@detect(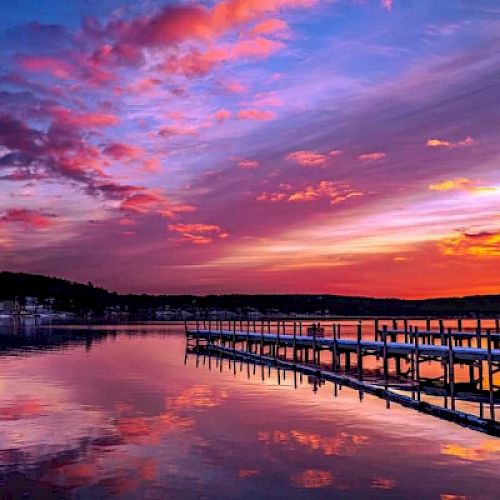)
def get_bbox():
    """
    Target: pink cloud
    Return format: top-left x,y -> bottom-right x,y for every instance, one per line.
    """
381,0 -> 393,11
158,125 -> 198,137
224,81 -> 247,93
237,108 -> 276,121
0,209 -> 56,228
141,158 -> 162,172
358,152 -> 387,162
103,142 -> 142,160
215,109 -> 232,121
237,159 -> 260,169
50,106 -> 119,128
120,191 -> 194,218
118,218 -> 137,226
230,37 -> 285,58
160,36 -> 284,77
103,0 -> 316,62
251,18 -> 290,36
17,55 -> 73,79
249,91 -> 284,107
